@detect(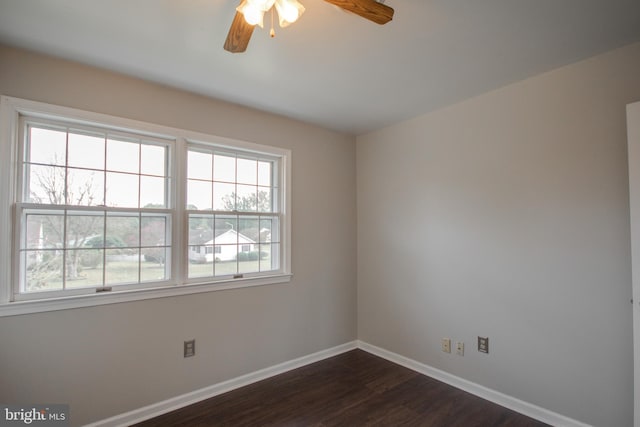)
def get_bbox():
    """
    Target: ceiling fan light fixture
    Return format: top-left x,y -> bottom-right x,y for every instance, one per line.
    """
236,0 -> 267,27
274,0 -> 305,27
225,0 -> 393,53
249,0 -> 276,11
